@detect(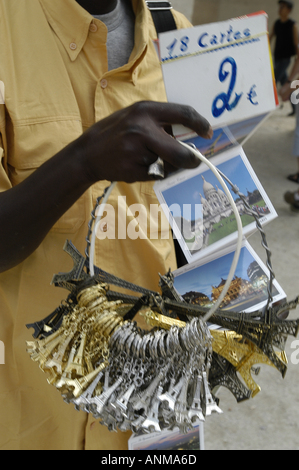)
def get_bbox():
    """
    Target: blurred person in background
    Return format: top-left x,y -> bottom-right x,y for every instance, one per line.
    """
270,0 -> 299,116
